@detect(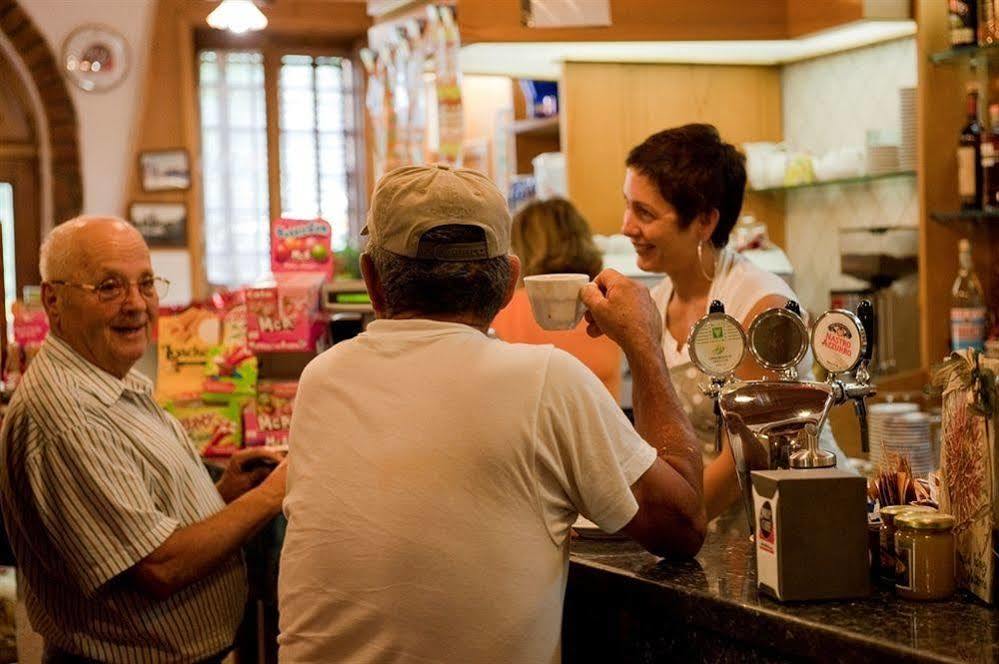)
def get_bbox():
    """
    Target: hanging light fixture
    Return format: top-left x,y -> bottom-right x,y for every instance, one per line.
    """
206,0 -> 268,34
